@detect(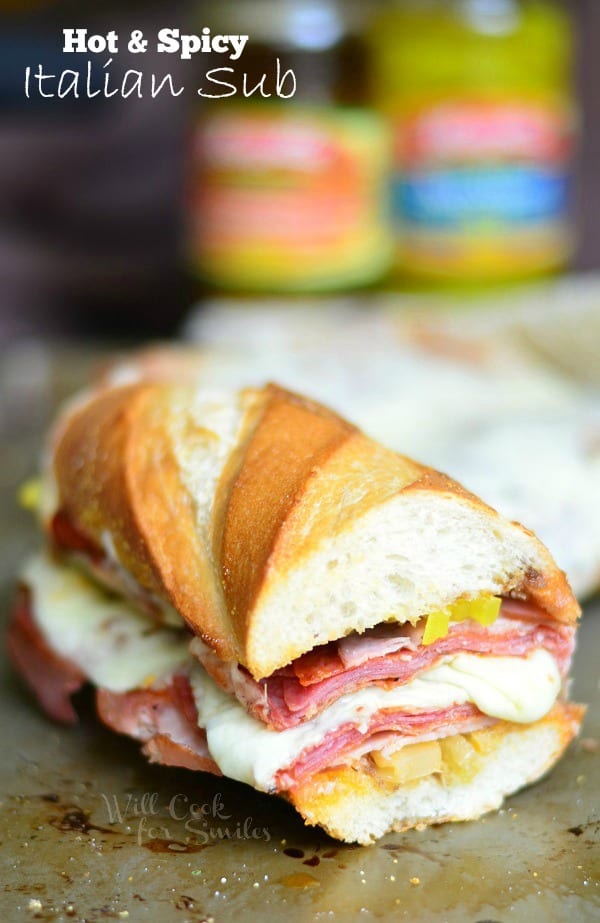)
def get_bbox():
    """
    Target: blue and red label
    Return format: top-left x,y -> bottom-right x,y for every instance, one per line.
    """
391,100 -> 575,274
